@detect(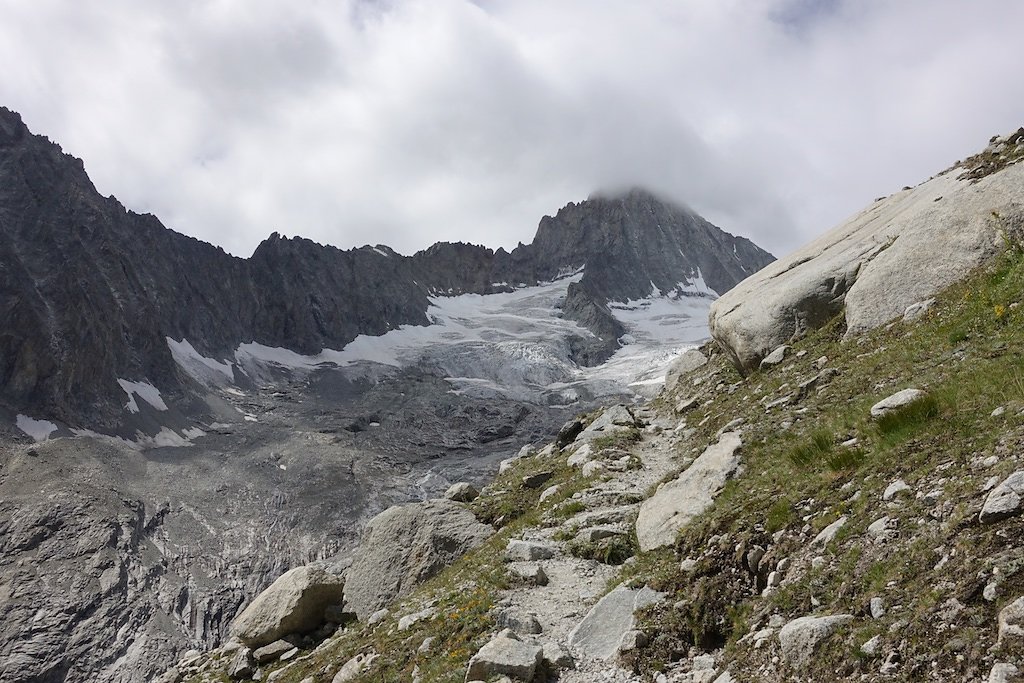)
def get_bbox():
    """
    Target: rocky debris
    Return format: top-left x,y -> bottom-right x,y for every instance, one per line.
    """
445,482 -> 480,502
582,461 -> 606,478
617,629 -> 648,653
344,500 -> 492,619
567,585 -> 666,661
708,157 -> 1024,373
226,647 -> 255,679
542,642 -> 574,670
253,639 -> 296,664
576,405 -> 637,444
980,471 -> 1024,523
332,652 -> 379,683
567,444 -> 595,467
636,432 -> 743,551
229,564 -> 345,648
665,349 -> 709,391
759,345 -> 790,369
871,389 -> 927,417
507,540 -> 557,561
465,629 -> 543,682
497,608 -> 543,635
998,596 -> 1024,643
778,614 -> 854,667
